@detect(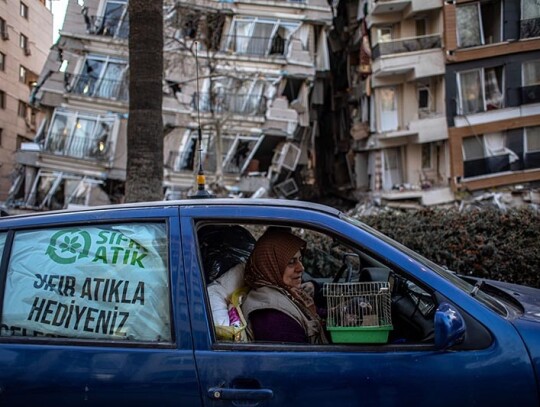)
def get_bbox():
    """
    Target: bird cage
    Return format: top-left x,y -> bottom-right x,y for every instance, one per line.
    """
323,282 -> 393,344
